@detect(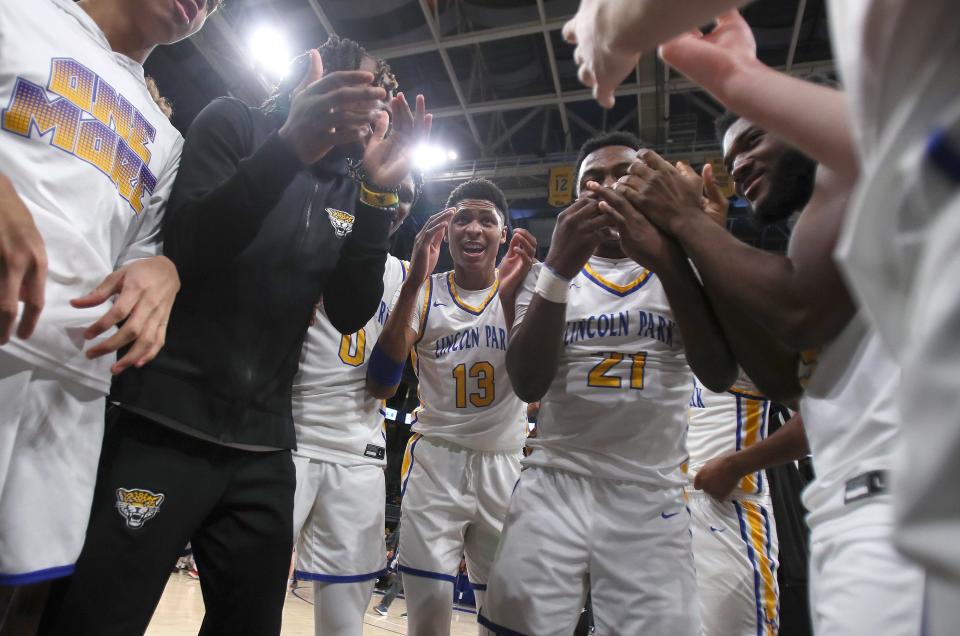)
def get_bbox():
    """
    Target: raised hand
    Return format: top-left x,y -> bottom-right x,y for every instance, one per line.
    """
615,149 -> 705,236
586,181 -> 681,272
278,49 -> 388,166
498,229 -> 538,329
0,176 -> 46,343
562,0 -> 640,109
363,92 -> 432,188
659,11 -> 758,101
408,208 -> 455,286
675,161 -> 730,226
72,255 -> 180,374
544,198 -> 619,279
